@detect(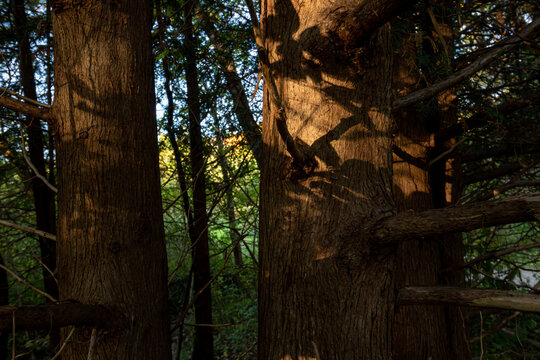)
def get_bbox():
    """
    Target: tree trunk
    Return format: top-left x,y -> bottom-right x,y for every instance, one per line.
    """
203,17 -> 262,165
391,9 -> 468,358
11,0 -> 58,302
184,1 -> 215,359
0,255 -> 8,360
212,111 -> 243,268
52,1 -> 171,359
259,1 -> 395,358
